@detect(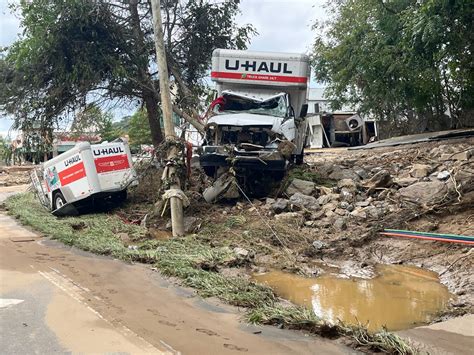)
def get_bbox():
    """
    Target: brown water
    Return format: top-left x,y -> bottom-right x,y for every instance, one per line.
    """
252,265 -> 451,331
